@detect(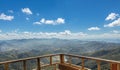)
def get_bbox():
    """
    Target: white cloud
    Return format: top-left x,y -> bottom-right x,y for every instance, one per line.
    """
8,10 -> 14,13
56,18 -> 65,24
59,30 -> 71,35
105,13 -> 119,21
33,22 -> 41,25
88,27 -> 100,31
33,18 -> 65,25
112,30 -> 119,34
40,18 -> 45,23
84,33 -> 120,40
22,8 -> 32,15
0,30 -> 88,40
104,18 -> 120,27
0,30 -> 120,40
45,20 -> 54,24
0,13 -> 14,21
